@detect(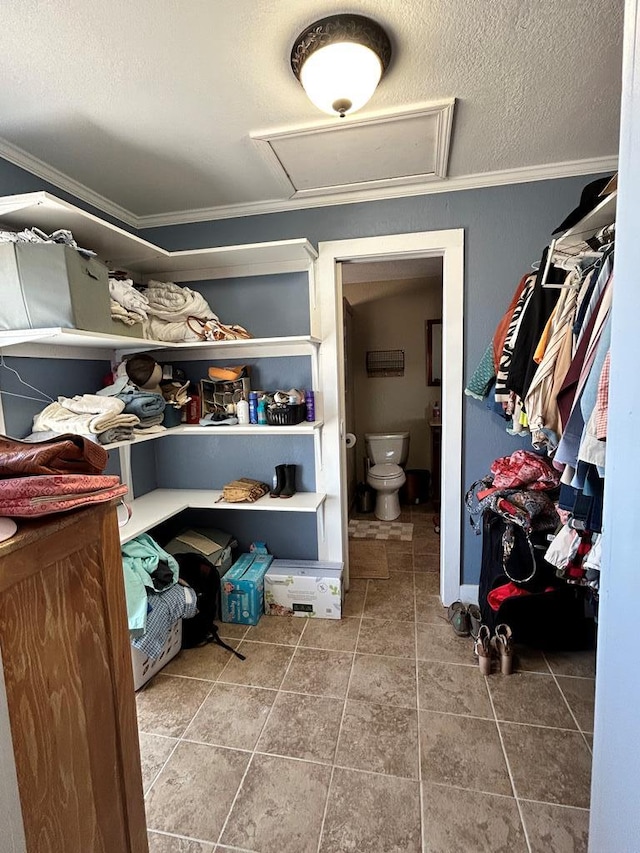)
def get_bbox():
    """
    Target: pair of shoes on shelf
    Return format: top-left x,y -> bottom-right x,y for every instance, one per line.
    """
474,623 -> 513,675
447,601 -> 482,638
270,464 -> 297,499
